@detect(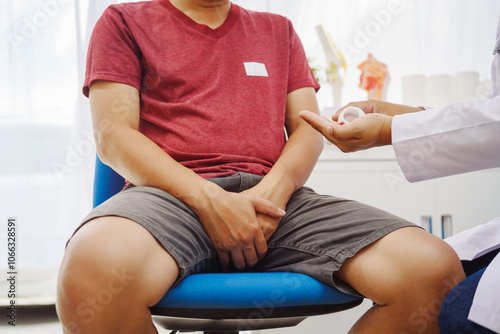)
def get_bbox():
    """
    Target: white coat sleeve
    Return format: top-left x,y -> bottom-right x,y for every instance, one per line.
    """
391,96 -> 500,183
